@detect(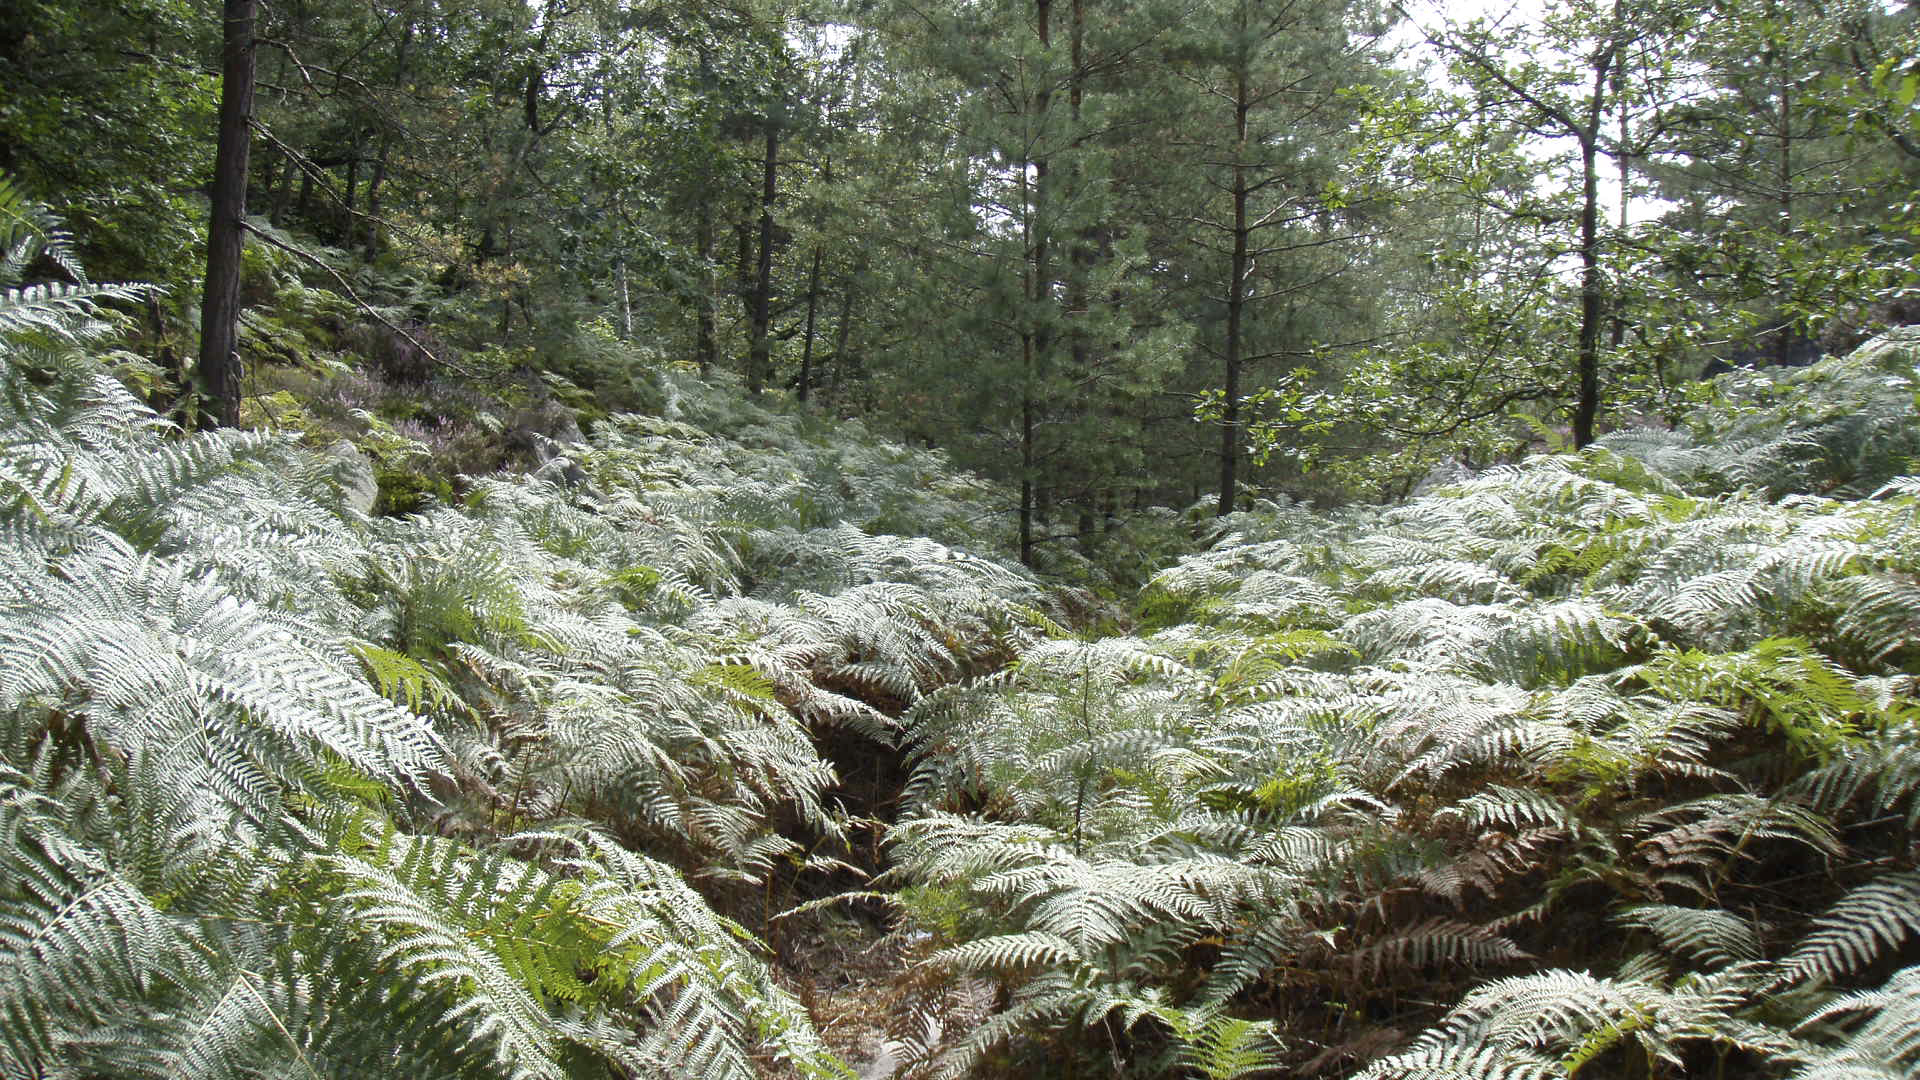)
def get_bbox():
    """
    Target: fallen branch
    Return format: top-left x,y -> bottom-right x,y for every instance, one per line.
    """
241,219 -> 479,380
